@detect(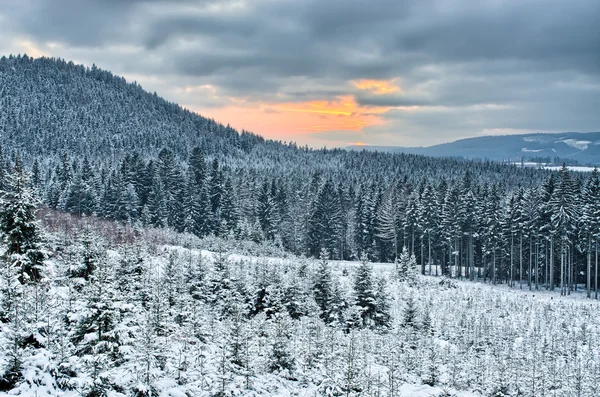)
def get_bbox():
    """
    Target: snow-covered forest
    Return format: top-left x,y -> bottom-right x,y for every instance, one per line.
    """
2,54 -> 600,396
1,161 -> 599,396
1,55 -> 600,296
